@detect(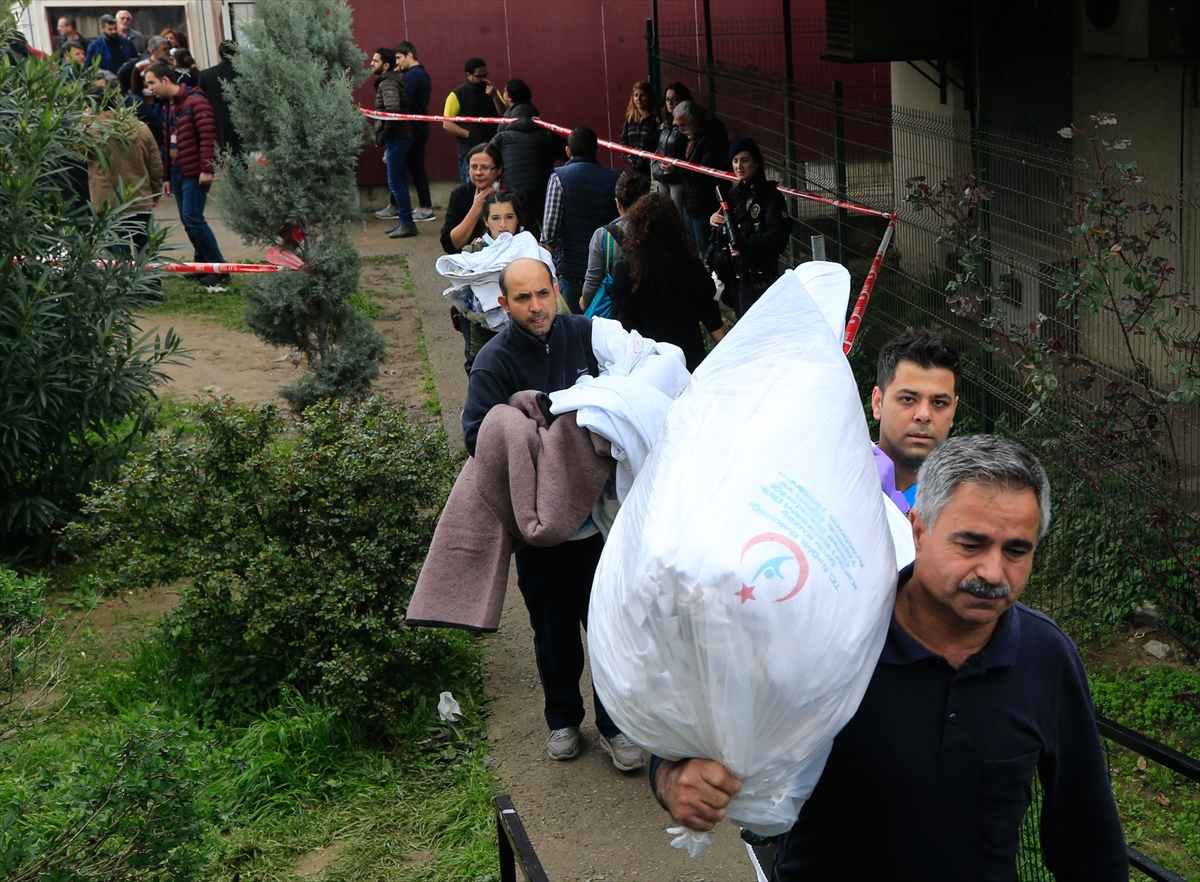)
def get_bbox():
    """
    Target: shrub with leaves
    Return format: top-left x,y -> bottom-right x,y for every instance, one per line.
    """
0,39 -> 181,557
215,0 -> 383,410
0,568 -> 62,739
0,706 -> 213,881
904,113 -> 1200,634
67,396 -> 468,732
